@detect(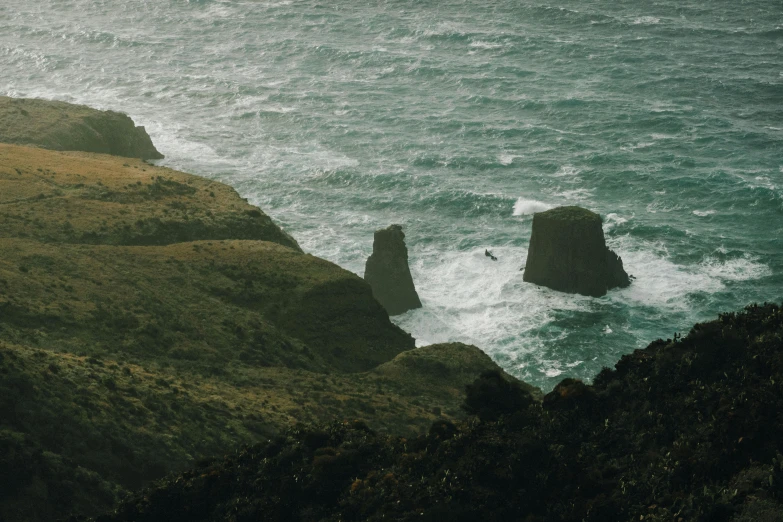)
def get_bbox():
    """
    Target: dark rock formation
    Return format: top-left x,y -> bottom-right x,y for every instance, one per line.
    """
373,342 -> 542,401
364,225 -> 422,315
523,206 -> 630,297
0,96 -> 163,159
